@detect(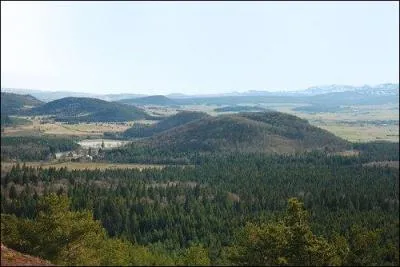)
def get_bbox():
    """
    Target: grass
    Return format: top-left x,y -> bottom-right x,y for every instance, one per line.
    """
270,103 -> 399,142
362,161 -> 399,169
1,117 -> 132,137
316,123 -> 399,142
